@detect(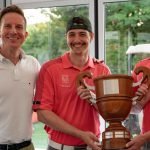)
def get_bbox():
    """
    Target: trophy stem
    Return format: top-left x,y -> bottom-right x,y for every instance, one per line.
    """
102,121 -> 131,150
